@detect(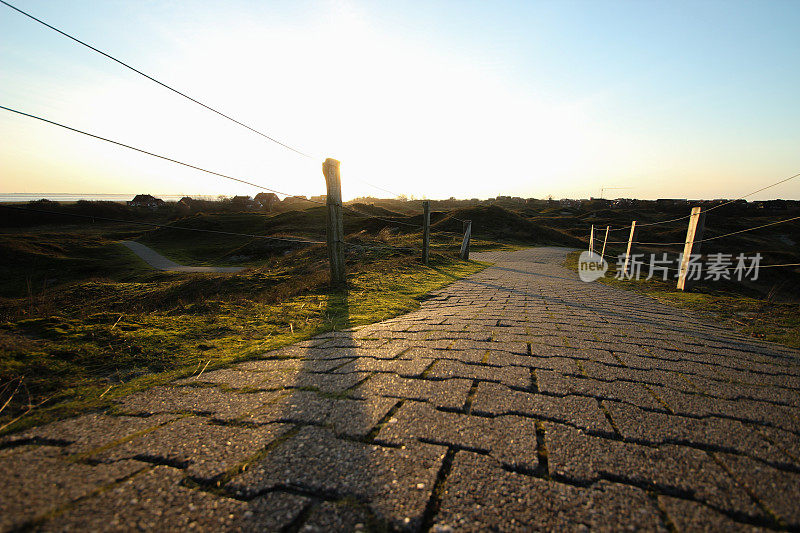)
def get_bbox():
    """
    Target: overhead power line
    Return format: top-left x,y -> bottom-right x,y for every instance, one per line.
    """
3,105 -> 424,237
0,0 -> 314,159
0,104 -> 325,205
